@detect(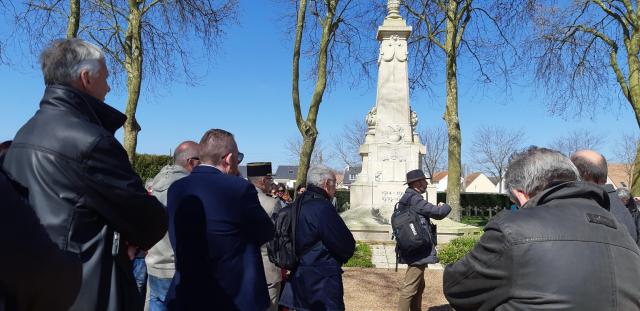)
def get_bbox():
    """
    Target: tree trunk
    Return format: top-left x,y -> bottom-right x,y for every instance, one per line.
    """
296,135 -> 317,187
66,0 -> 80,39
291,0 -> 335,187
444,4 -> 462,221
123,1 -> 143,164
626,34 -> 640,195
